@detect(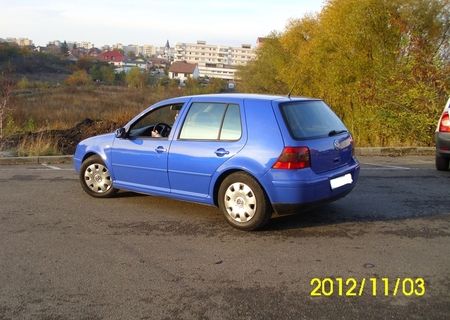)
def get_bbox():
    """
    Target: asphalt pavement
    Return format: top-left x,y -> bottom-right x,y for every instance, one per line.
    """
0,156 -> 449,319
